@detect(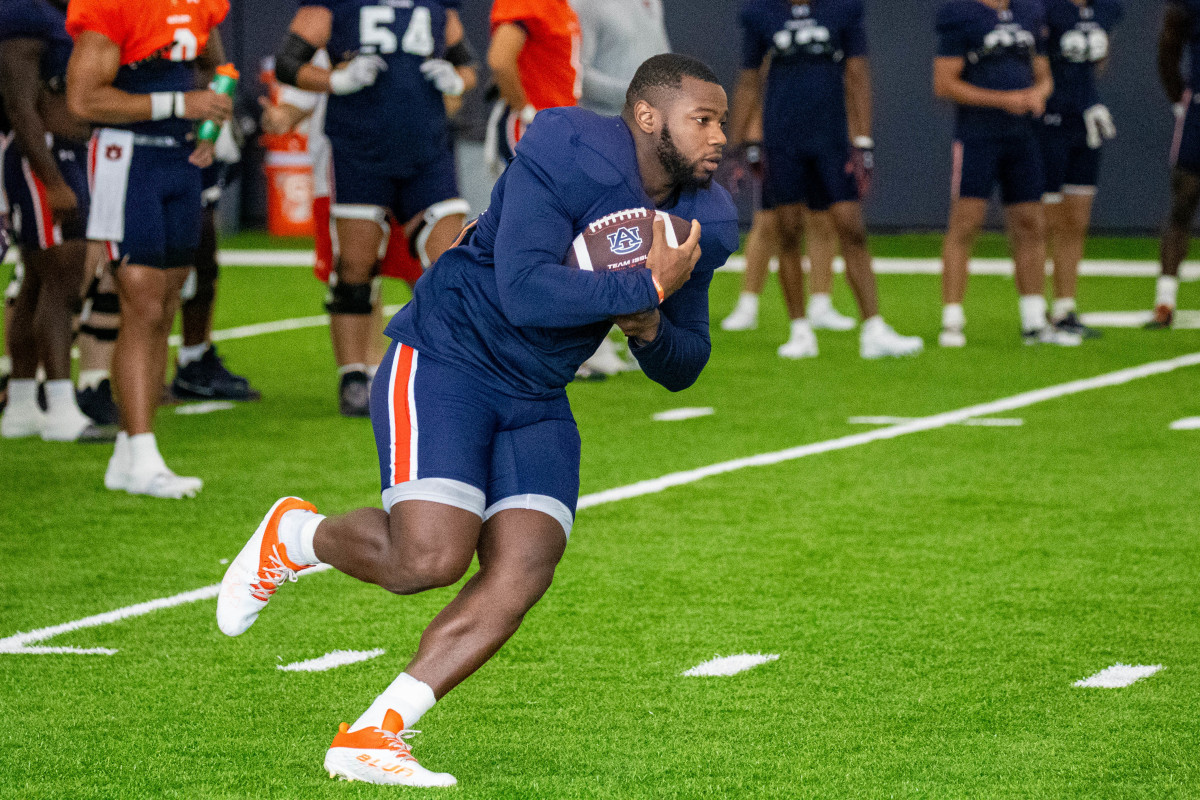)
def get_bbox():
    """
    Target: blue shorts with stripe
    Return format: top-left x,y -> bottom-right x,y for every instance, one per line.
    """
951,132 -> 1044,206
329,138 -> 459,224
1038,114 -> 1100,196
370,340 -> 581,538
1,135 -> 88,250
762,139 -> 858,212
